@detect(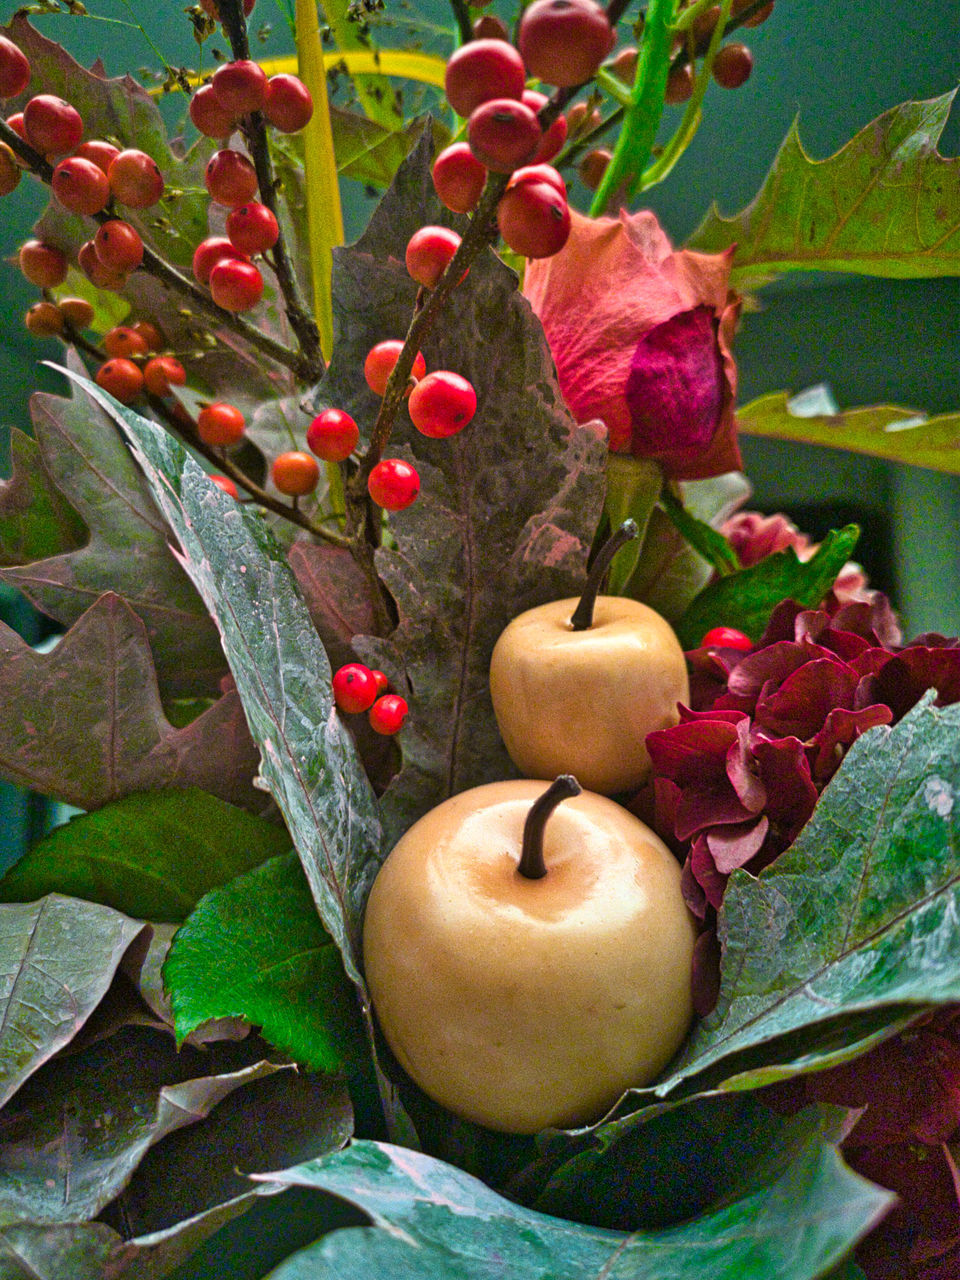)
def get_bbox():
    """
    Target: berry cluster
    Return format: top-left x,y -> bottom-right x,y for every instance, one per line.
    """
332,662 -> 408,735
